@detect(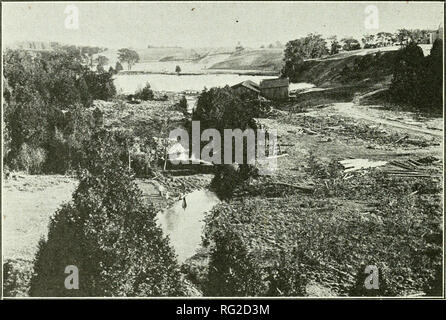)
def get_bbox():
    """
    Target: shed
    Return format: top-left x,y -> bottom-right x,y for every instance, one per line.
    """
260,78 -> 289,100
231,80 -> 260,98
